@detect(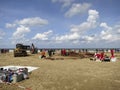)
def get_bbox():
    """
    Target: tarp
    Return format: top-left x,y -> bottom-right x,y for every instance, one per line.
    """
0,65 -> 39,73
